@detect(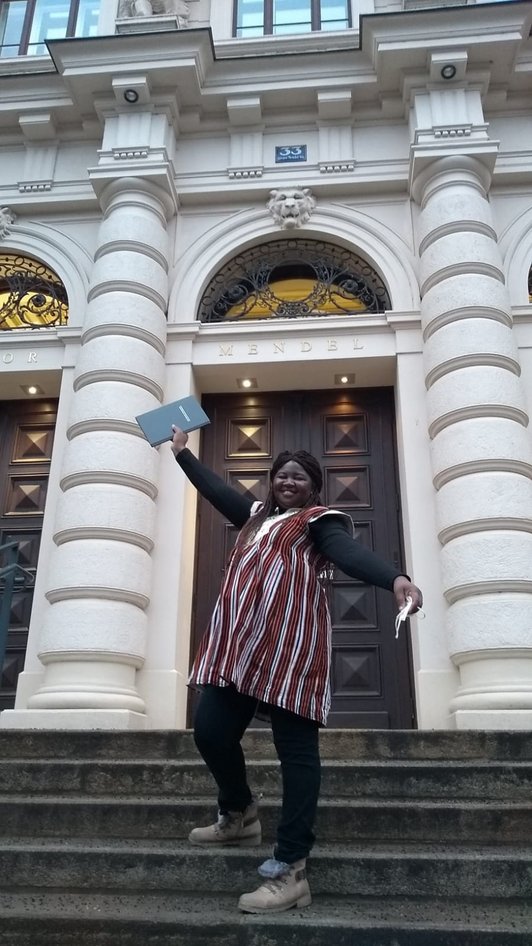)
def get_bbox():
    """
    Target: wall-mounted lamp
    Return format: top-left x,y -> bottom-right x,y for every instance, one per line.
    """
237,378 -> 258,390
440,64 -> 457,80
123,88 -> 140,104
